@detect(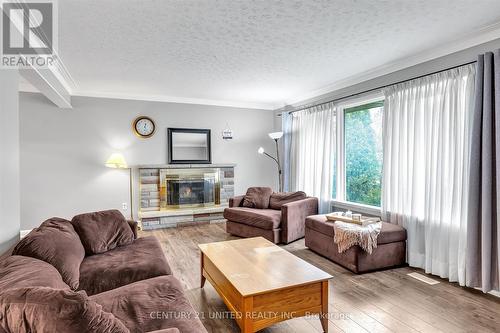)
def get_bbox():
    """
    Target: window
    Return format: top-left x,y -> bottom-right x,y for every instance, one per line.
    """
344,101 -> 383,206
335,98 -> 383,208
